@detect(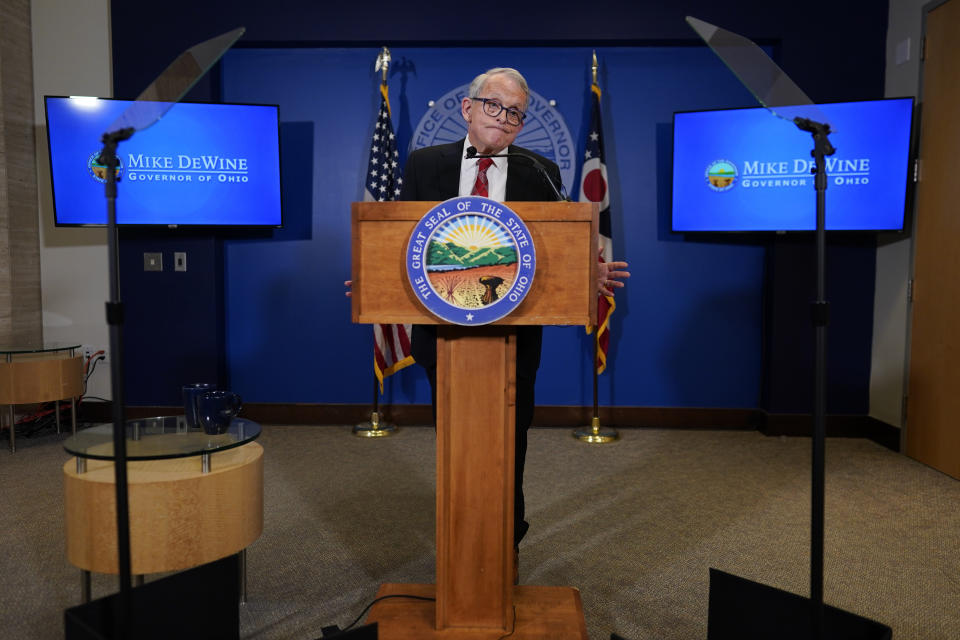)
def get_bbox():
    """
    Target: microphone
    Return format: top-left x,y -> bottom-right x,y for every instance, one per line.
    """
465,146 -> 567,201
